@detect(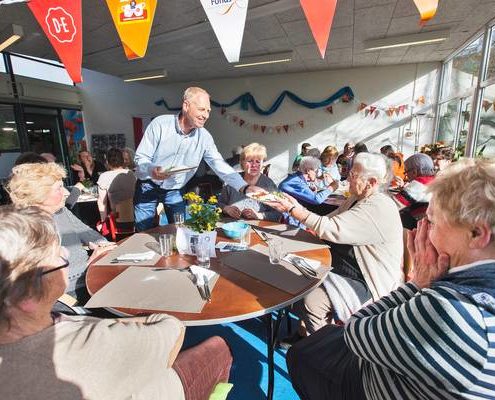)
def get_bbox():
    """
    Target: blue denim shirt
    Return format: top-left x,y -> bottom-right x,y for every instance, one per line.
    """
135,114 -> 246,191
